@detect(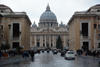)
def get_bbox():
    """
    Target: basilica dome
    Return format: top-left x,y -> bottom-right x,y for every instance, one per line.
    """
40,5 -> 57,22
